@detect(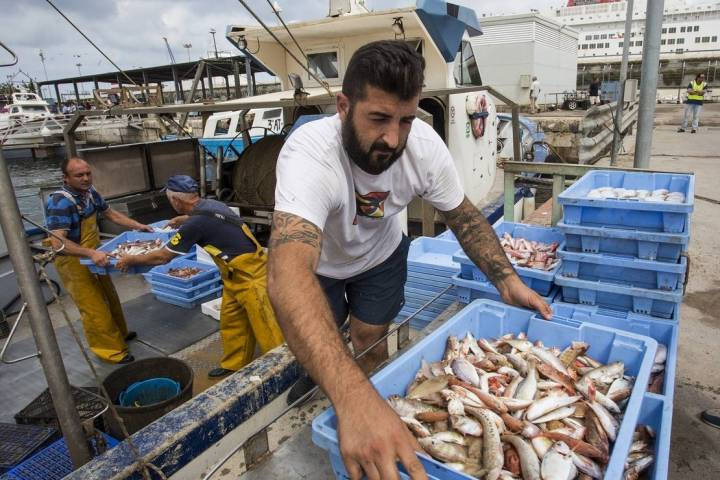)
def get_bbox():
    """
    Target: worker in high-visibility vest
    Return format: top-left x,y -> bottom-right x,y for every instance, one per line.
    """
678,73 -> 708,133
